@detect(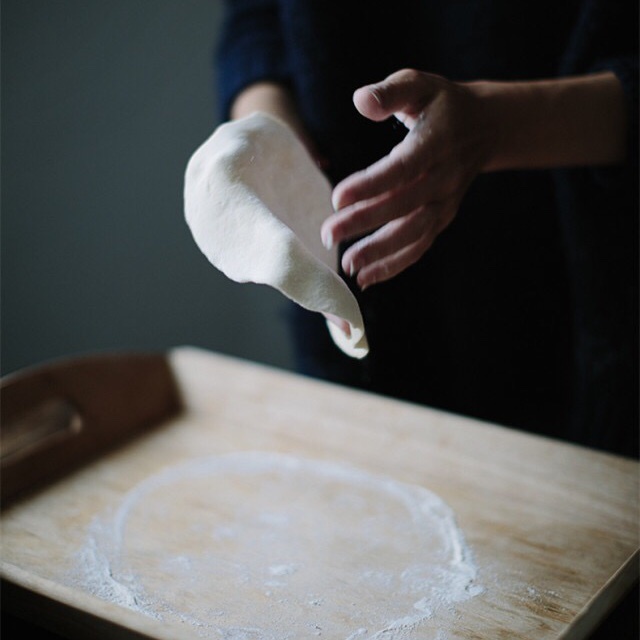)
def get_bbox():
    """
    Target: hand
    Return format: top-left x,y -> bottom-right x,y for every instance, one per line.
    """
321,69 -> 627,291
321,69 -> 492,289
